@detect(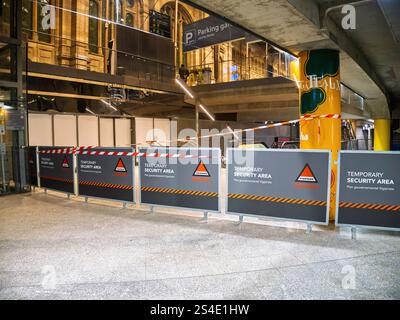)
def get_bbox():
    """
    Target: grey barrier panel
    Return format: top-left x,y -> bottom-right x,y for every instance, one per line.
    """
226,148 -> 331,224
38,147 -> 74,194
336,151 -> 400,231
139,147 -> 221,212
77,148 -> 135,203
28,146 -> 38,187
